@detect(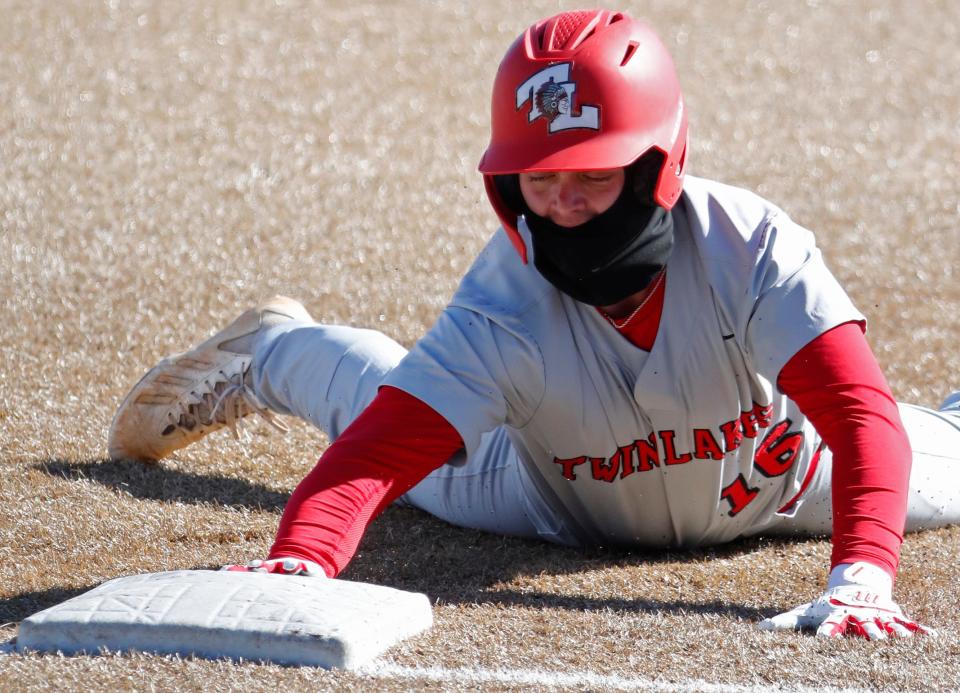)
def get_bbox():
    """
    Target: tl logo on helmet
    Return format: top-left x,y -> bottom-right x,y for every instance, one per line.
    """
516,63 -> 599,133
